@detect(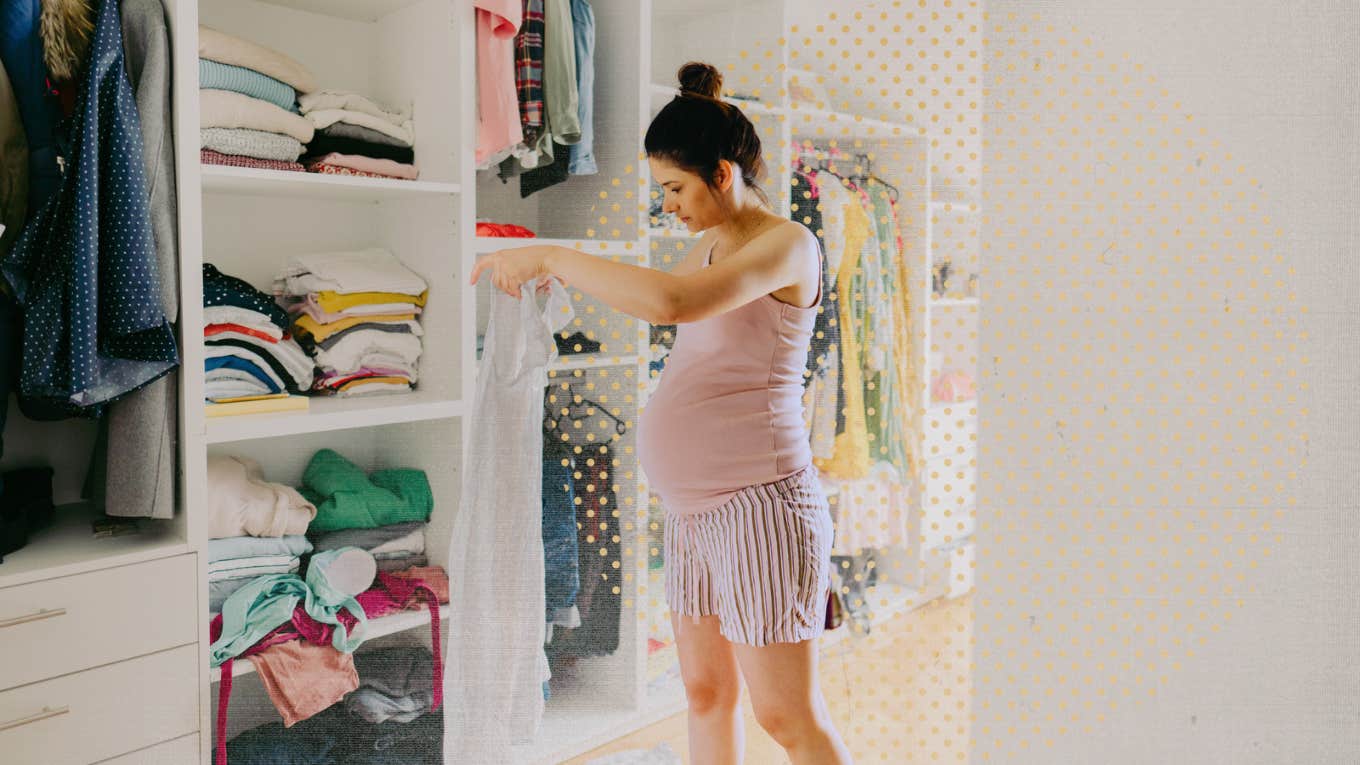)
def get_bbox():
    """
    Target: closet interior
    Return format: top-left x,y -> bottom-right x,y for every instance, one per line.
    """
0,0 -> 978,763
